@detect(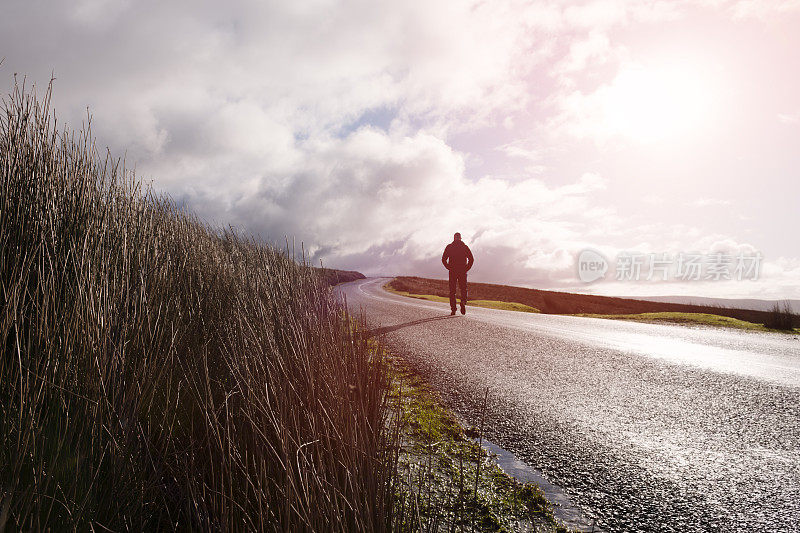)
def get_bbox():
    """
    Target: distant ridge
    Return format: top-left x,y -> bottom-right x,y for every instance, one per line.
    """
631,295 -> 799,313
314,267 -> 366,286
389,276 -> 799,328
